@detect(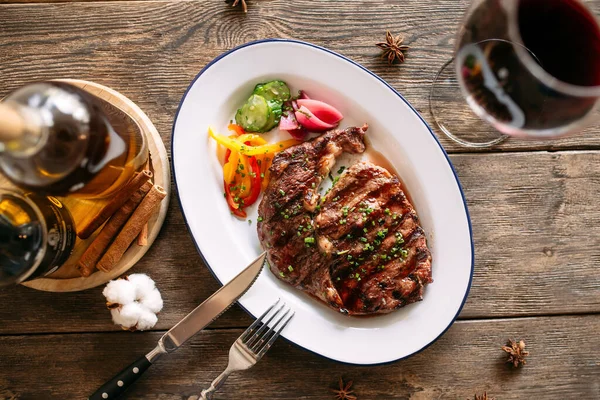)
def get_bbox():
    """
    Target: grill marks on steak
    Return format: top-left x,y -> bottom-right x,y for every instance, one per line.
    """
257,126 -> 367,288
257,125 -> 432,315
315,162 -> 432,314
